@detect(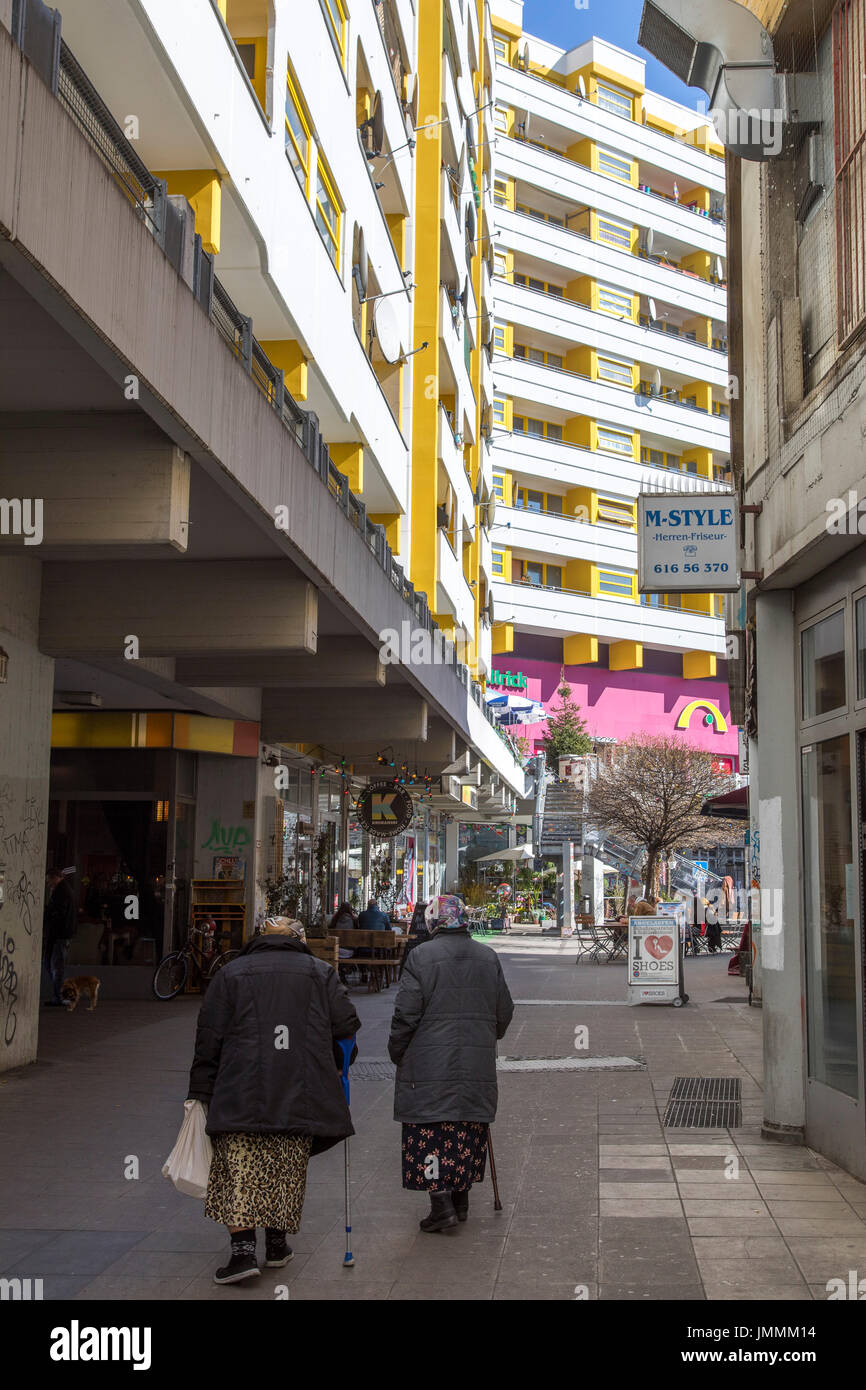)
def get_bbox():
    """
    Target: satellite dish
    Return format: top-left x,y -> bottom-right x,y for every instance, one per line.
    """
521,42 -> 530,71
353,226 -> 368,300
577,74 -> 587,99
459,280 -> 469,316
648,297 -> 657,322
485,493 -> 497,530
458,144 -> 469,190
486,317 -> 495,348
653,368 -> 662,395
715,256 -> 724,280
457,70 -> 474,115
643,226 -> 654,256
360,91 -> 385,158
482,402 -> 492,435
374,296 -> 402,364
